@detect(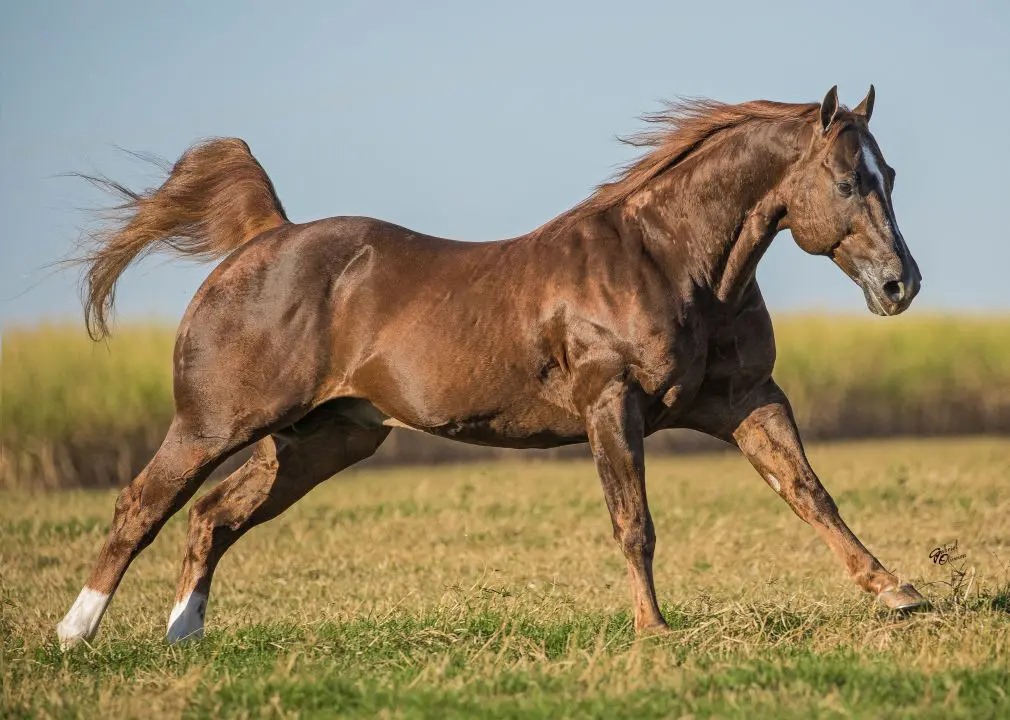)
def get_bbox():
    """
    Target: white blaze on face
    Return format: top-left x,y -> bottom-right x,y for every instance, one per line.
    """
860,137 -> 888,198
57,587 -> 111,649
167,590 -> 208,643
860,136 -> 910,258
765,473 -> 781,493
